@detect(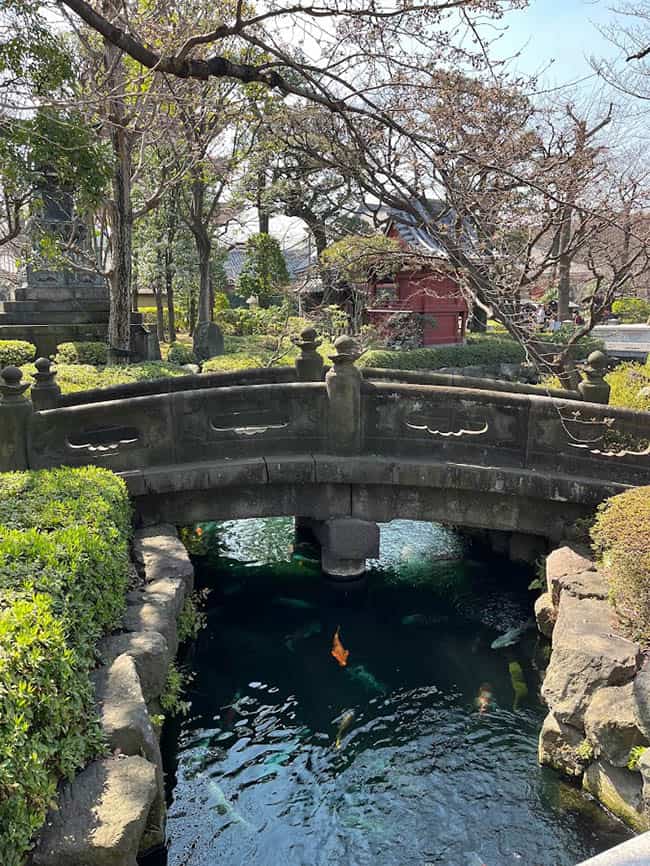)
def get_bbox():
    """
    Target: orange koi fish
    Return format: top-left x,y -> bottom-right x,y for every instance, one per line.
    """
331,626 -> 349,667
